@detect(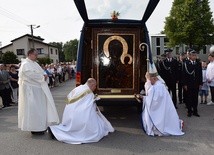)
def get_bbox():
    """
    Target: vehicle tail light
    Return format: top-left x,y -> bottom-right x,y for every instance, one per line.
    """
76,72 -> 81,86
